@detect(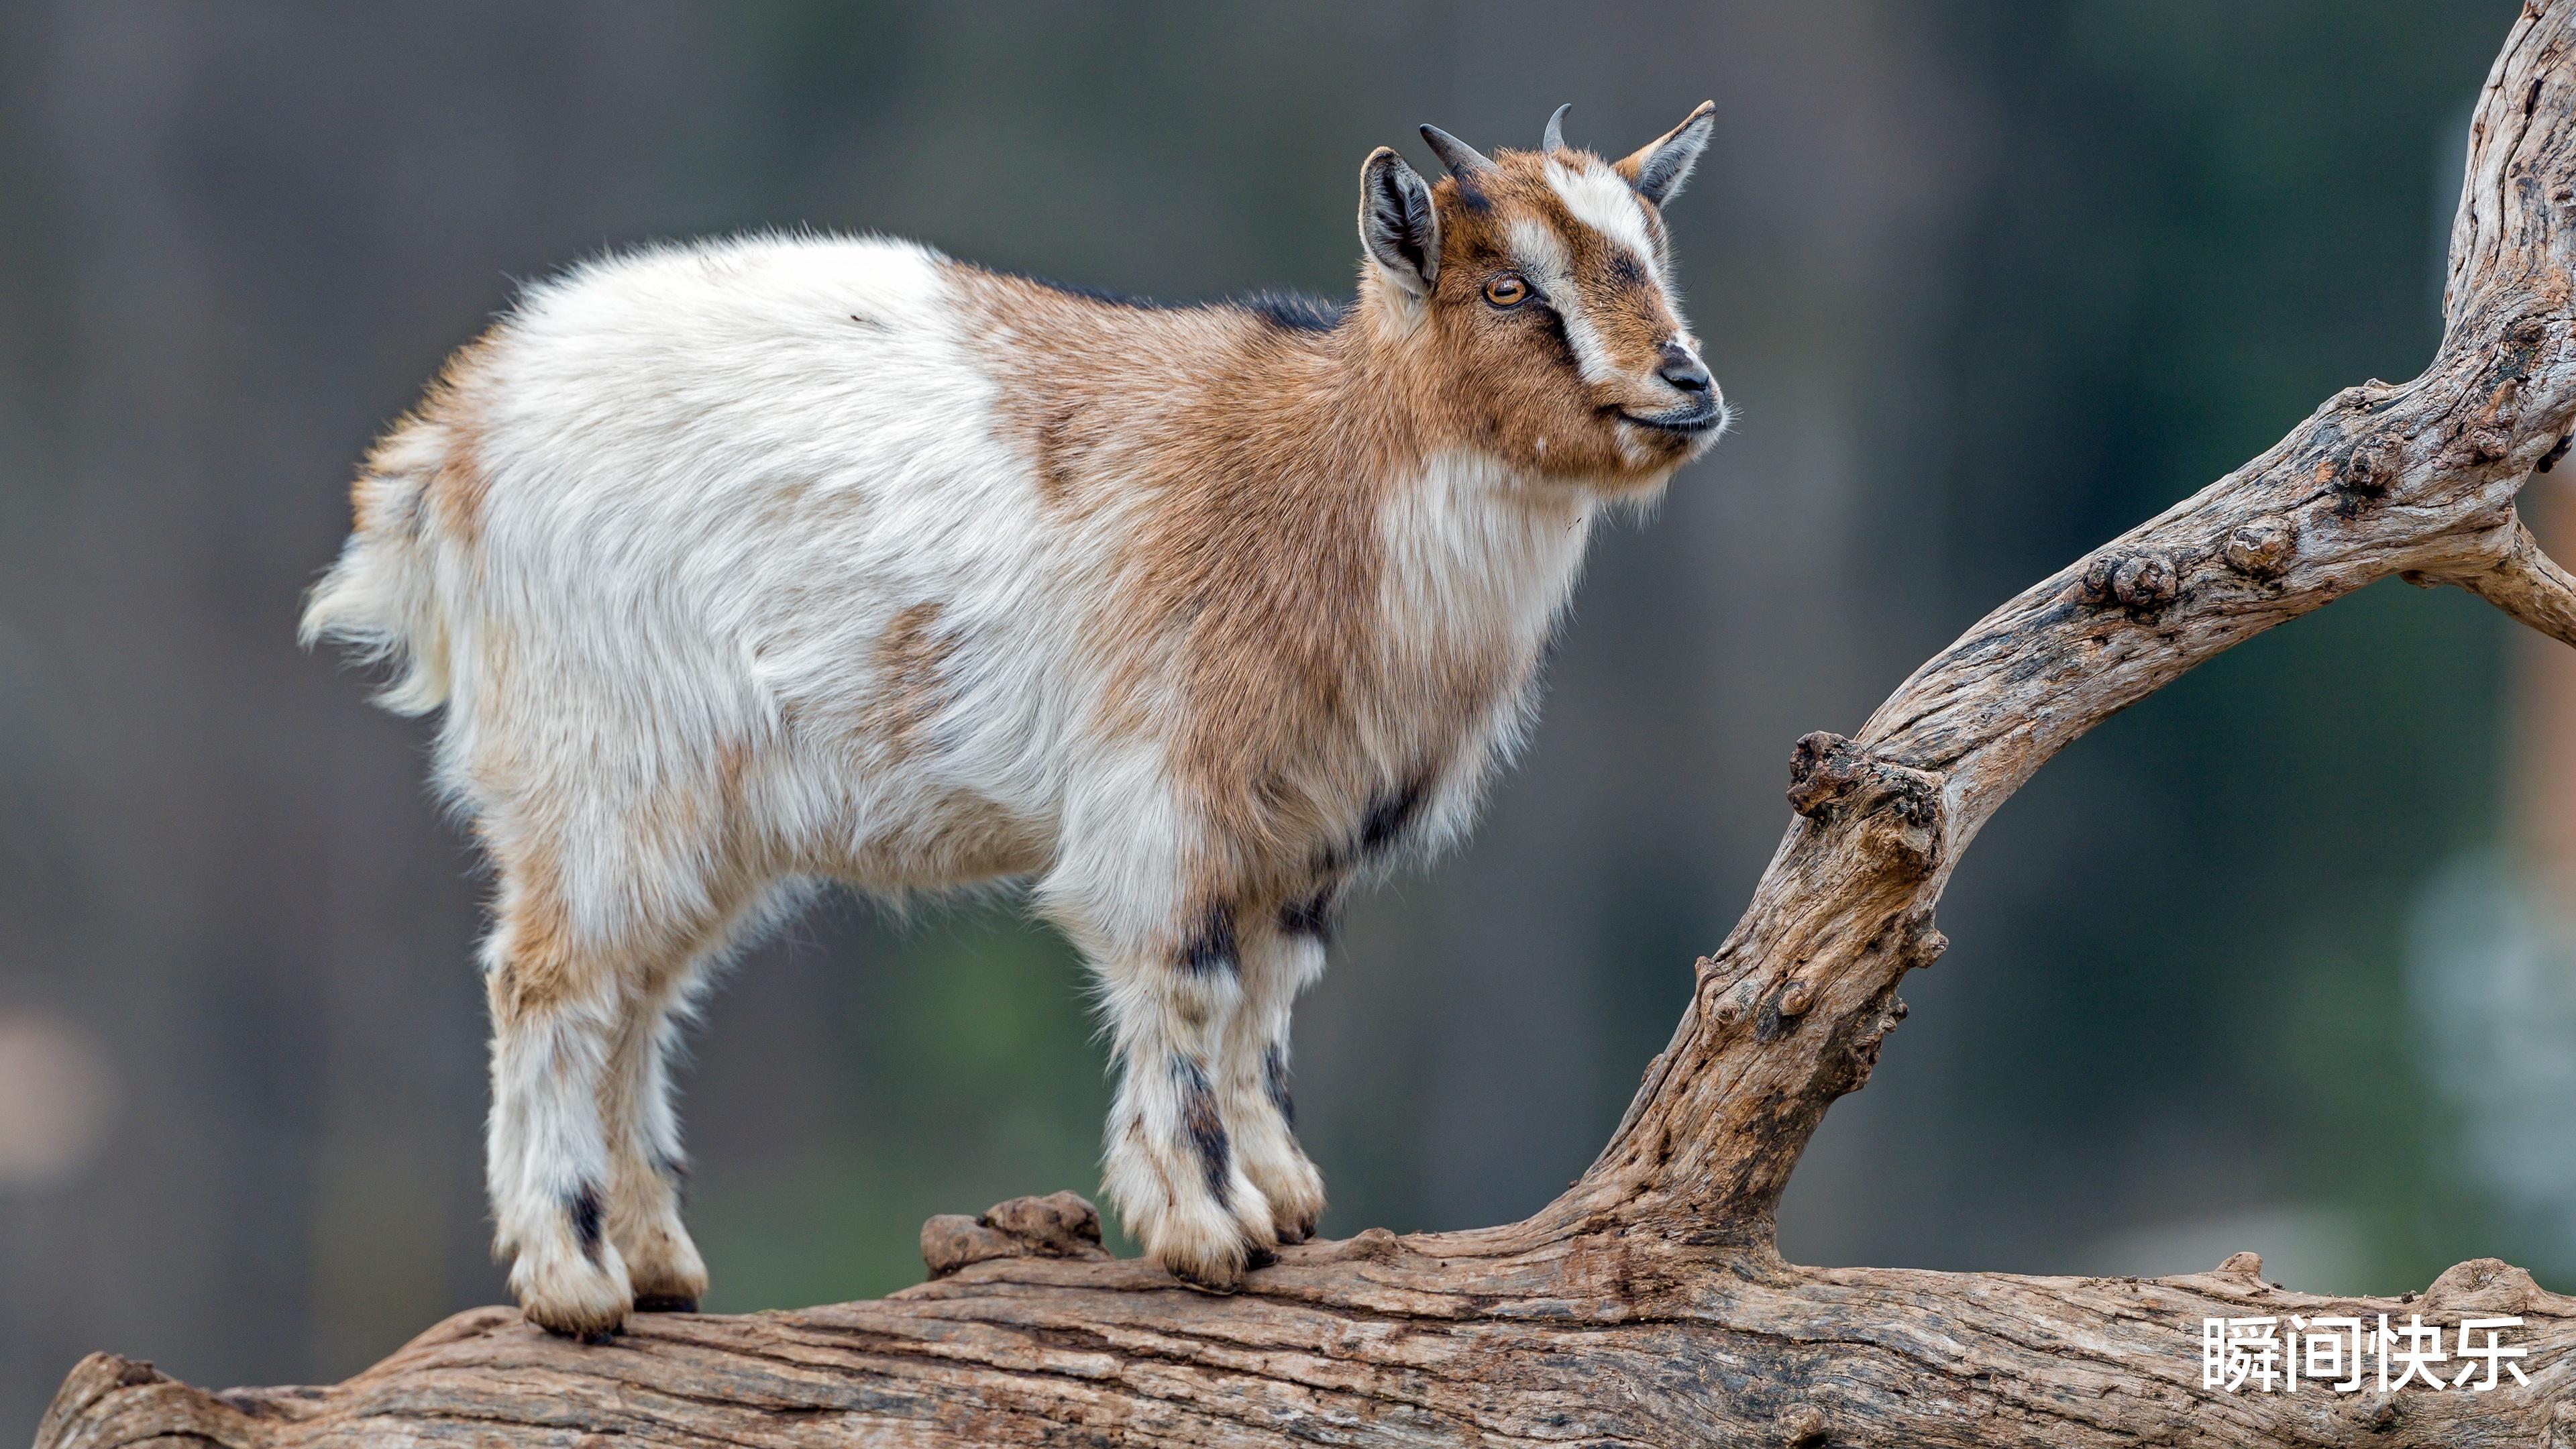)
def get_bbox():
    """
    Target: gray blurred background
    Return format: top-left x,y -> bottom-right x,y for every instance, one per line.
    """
3,0 -> 2570,1427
